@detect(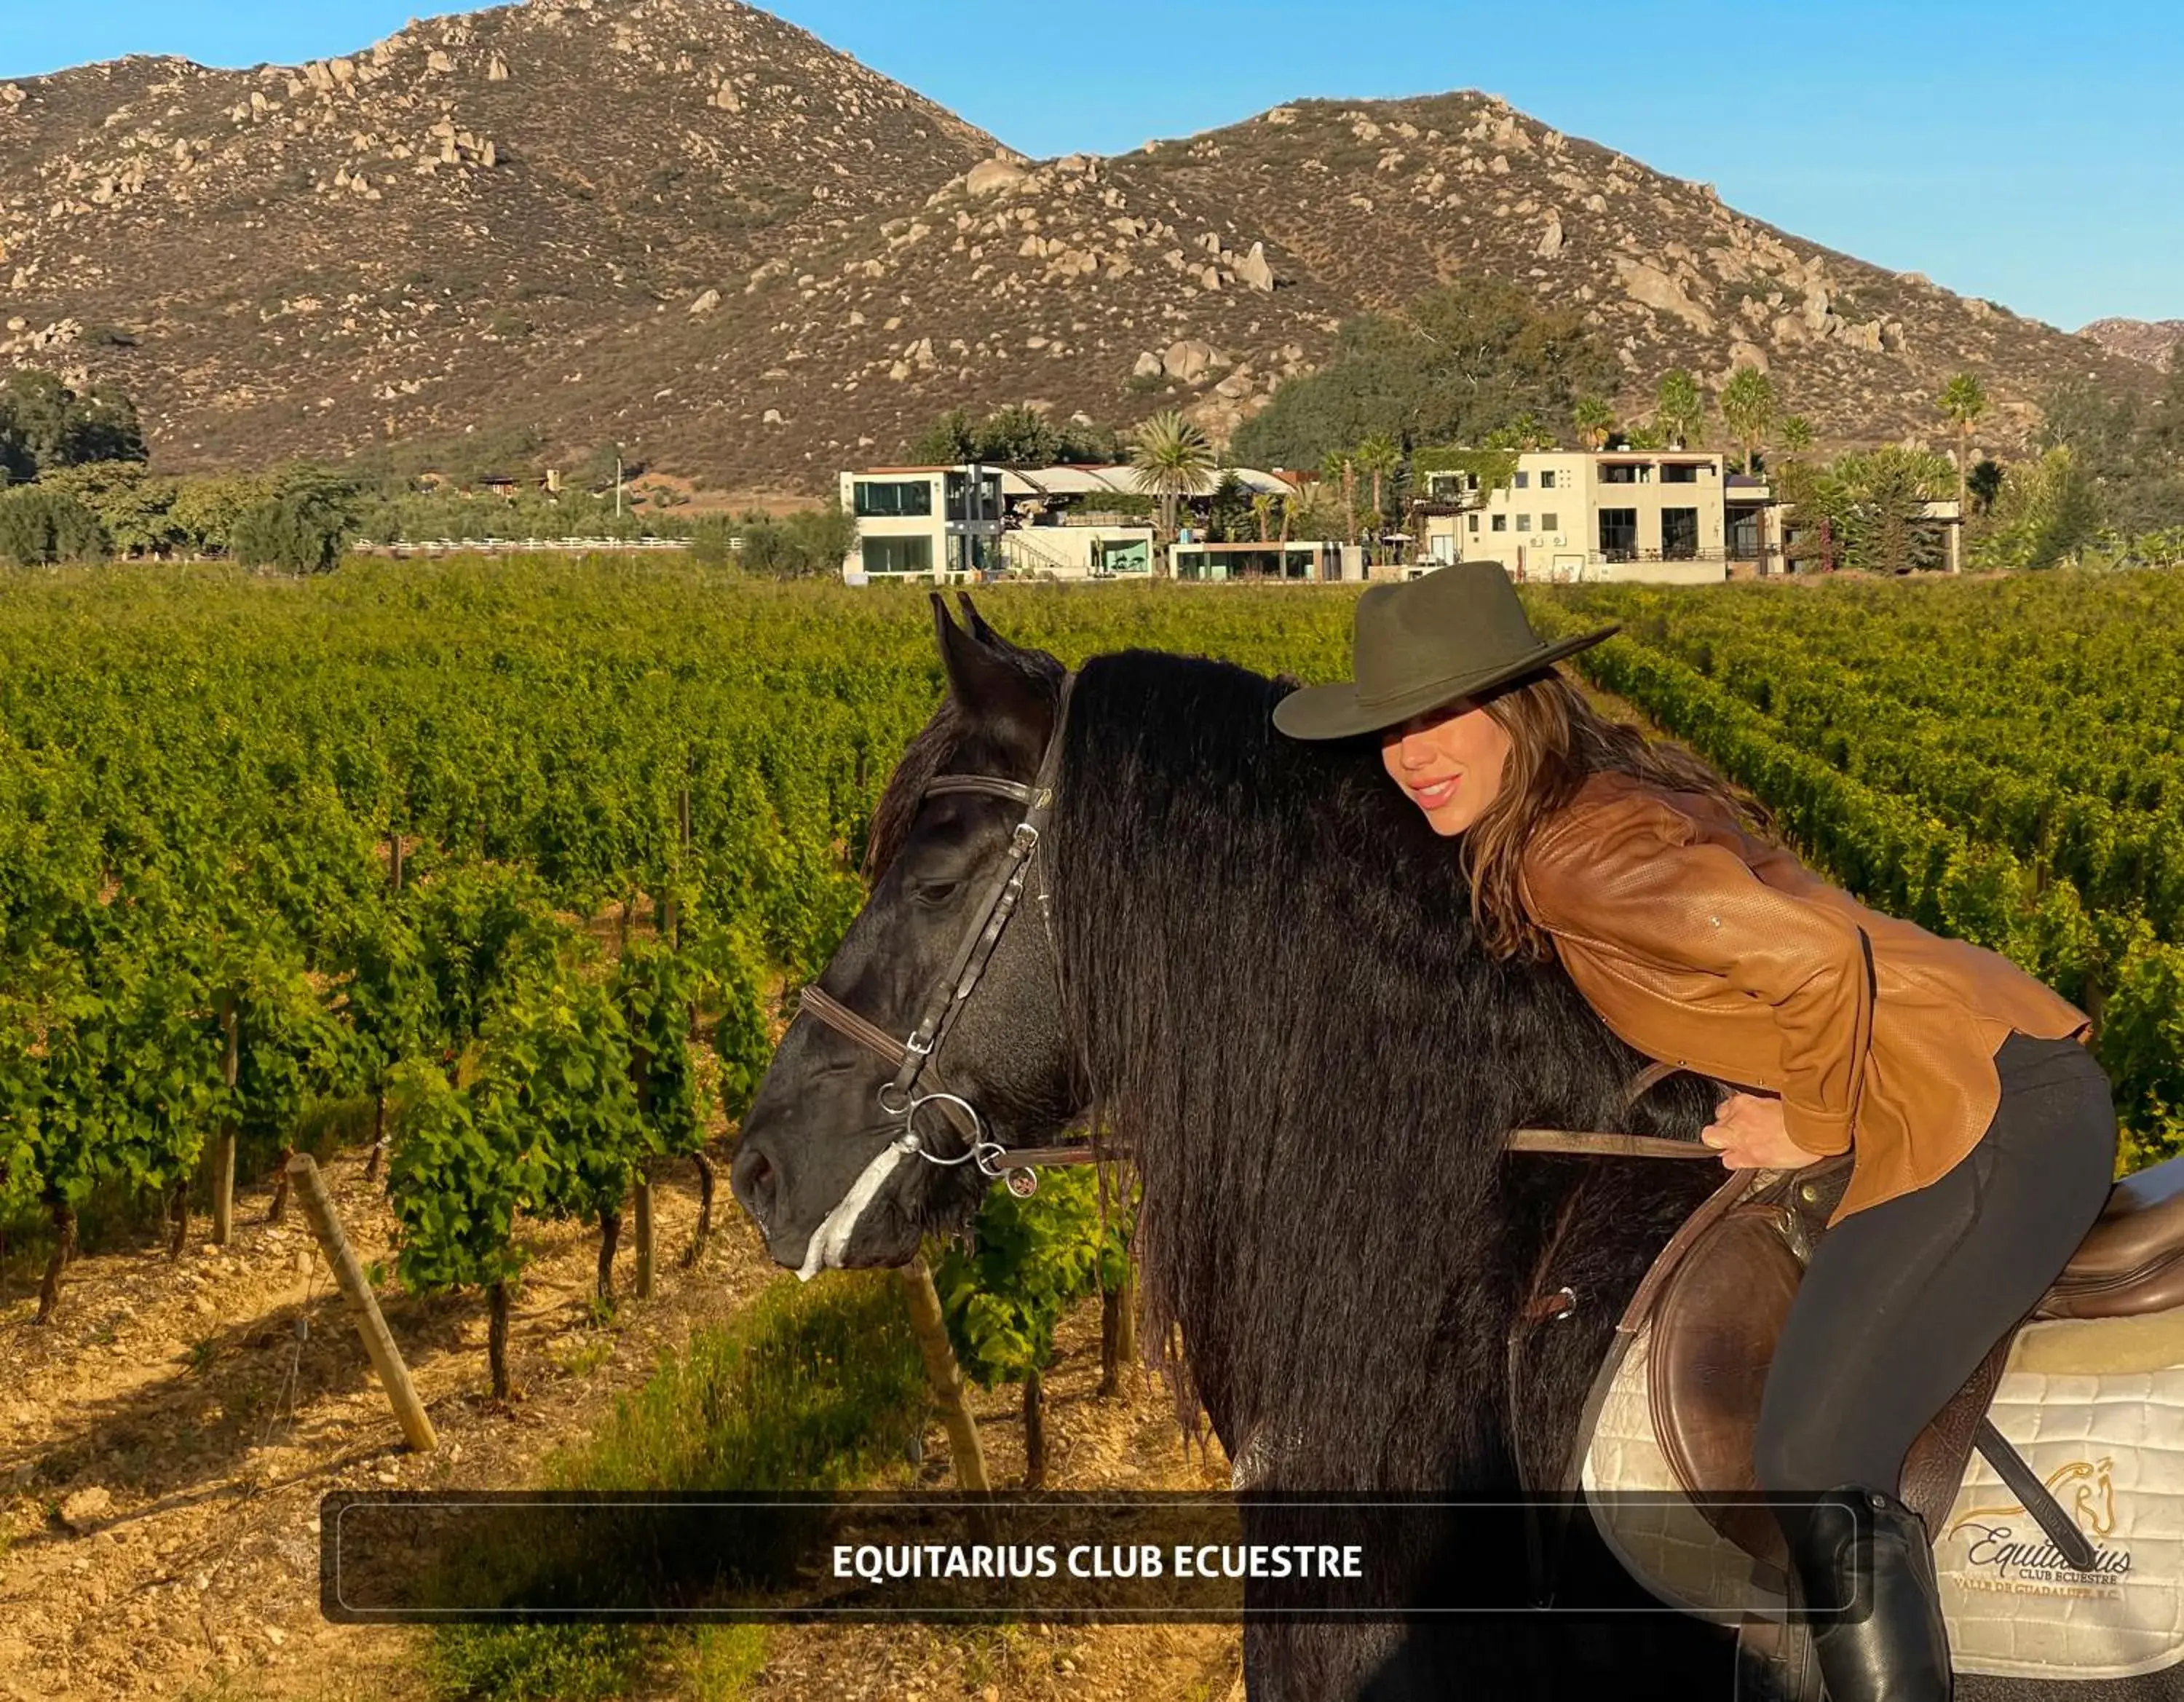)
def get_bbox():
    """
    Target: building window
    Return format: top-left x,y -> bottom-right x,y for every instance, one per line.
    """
1729,510 -> 1761,558
862,535 -> 933,575
1662,463 -> 1701,484
1540,470 -> 1556,489
944,470 -> 1002,523
854,479 -> 933,518
1516,515 -> 1532,532
1468,514 -> 1479,534
1540,512 -> 1559,532
1491,514 -> 1508,532
1513,470 -> 1530,488
1601,463 -> 1652,485
1662,507 -> 1701,559
1599,508 -> 1638,560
